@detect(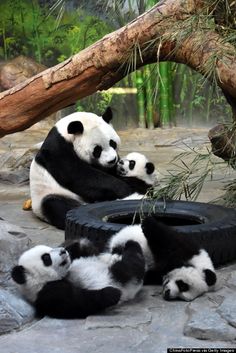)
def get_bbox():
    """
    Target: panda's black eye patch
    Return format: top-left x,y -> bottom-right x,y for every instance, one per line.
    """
129,160 -> 136,170
110,140 -> 117,150
93,145 -> 102,159
41,253 -> 52,267
176,280 -> 189,292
